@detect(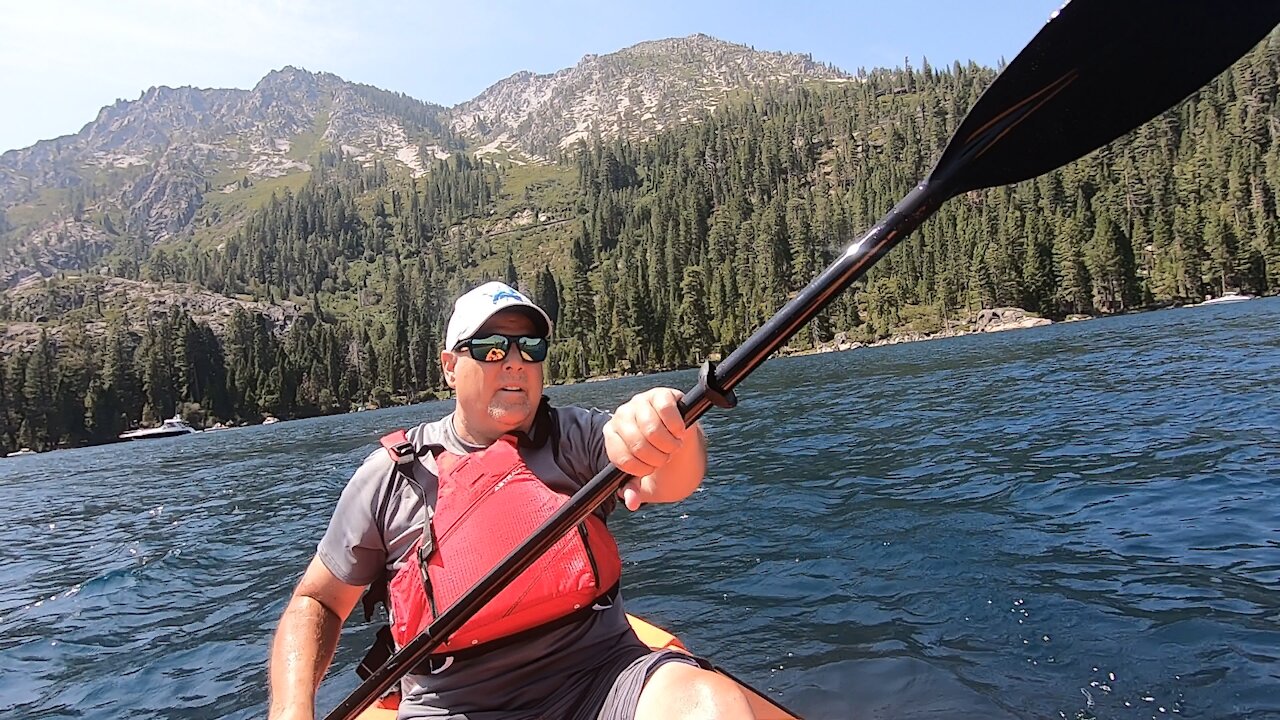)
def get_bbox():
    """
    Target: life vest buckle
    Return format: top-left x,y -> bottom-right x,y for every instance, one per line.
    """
379,430 -> 417,464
